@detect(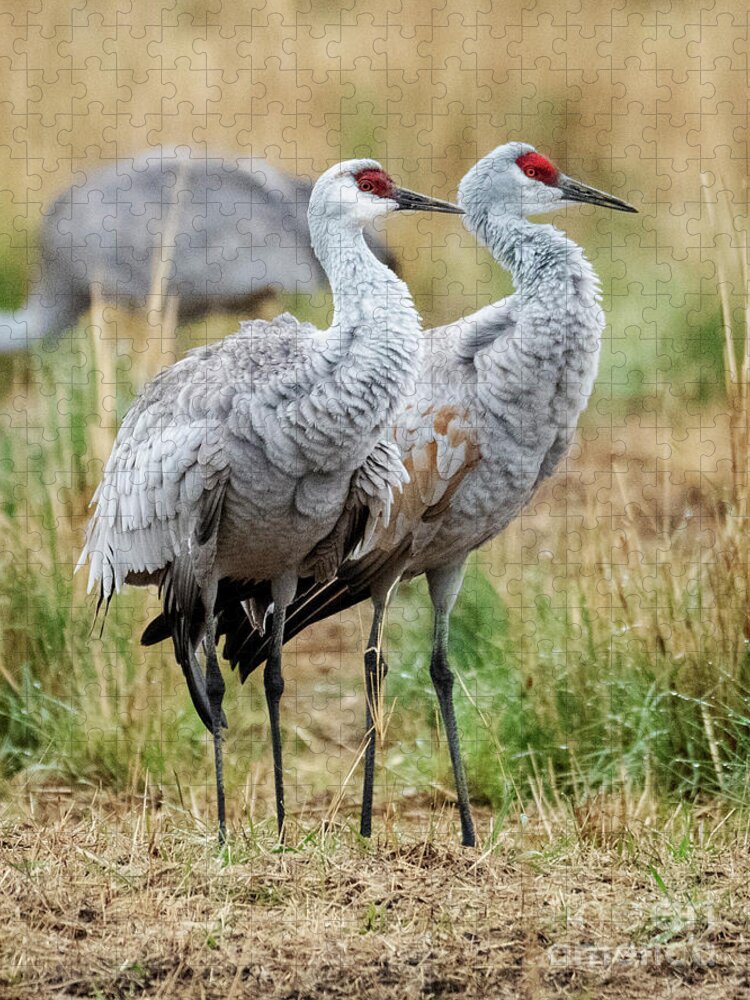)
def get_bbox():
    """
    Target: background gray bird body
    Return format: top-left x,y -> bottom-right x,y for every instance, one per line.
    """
0,147 -> 396,351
